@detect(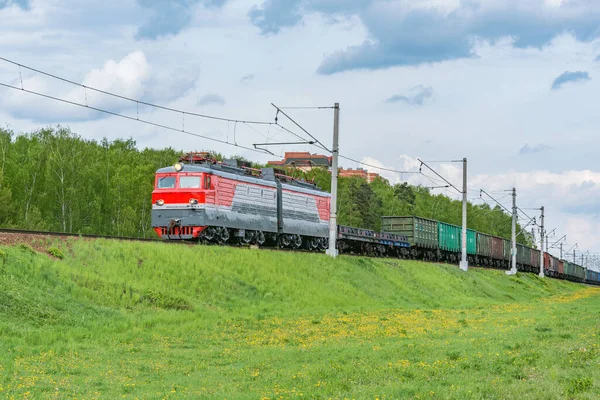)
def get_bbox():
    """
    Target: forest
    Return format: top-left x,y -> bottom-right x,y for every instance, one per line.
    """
0,126 -> 533,246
